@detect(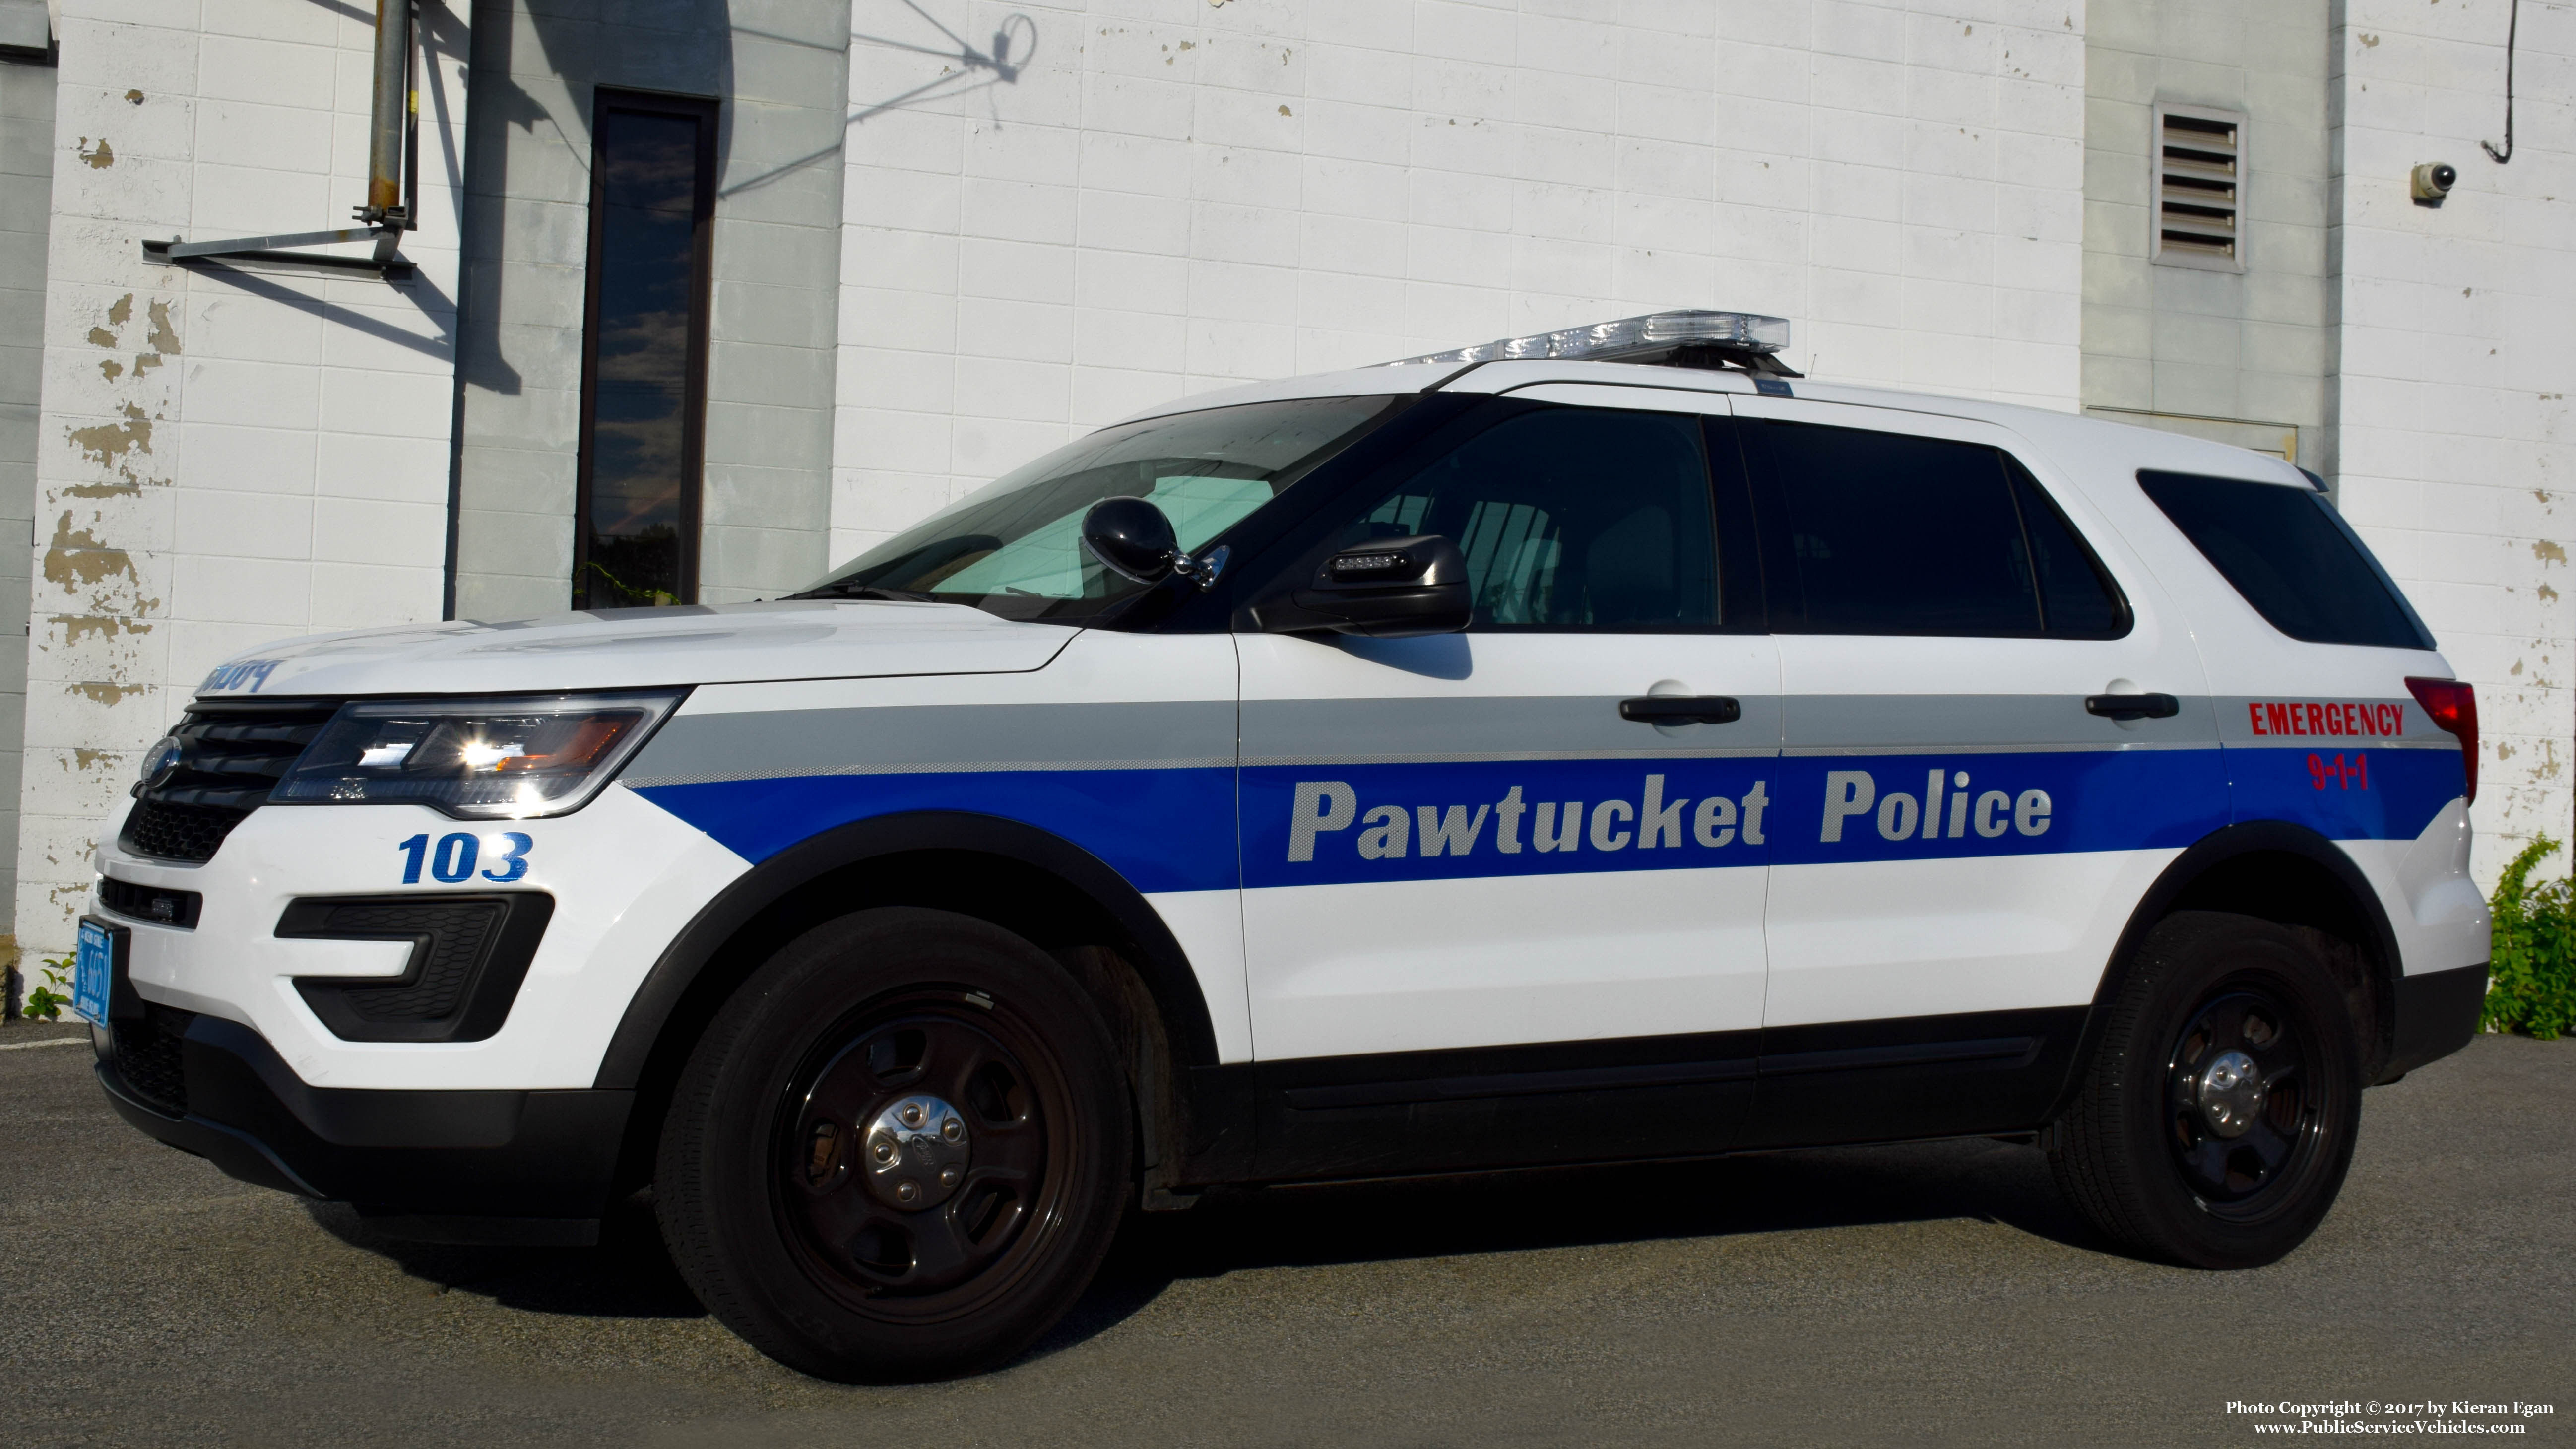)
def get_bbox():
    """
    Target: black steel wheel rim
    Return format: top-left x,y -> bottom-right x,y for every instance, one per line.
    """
770,989 -> 1073,1322
2162,982 -> 2326,1220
